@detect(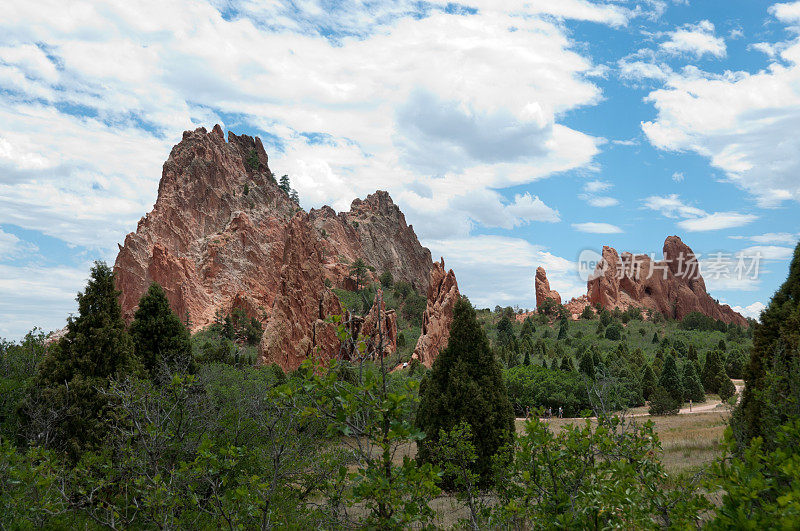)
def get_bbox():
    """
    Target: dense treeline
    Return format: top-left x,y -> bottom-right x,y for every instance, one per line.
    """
2,243 -> 800,527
